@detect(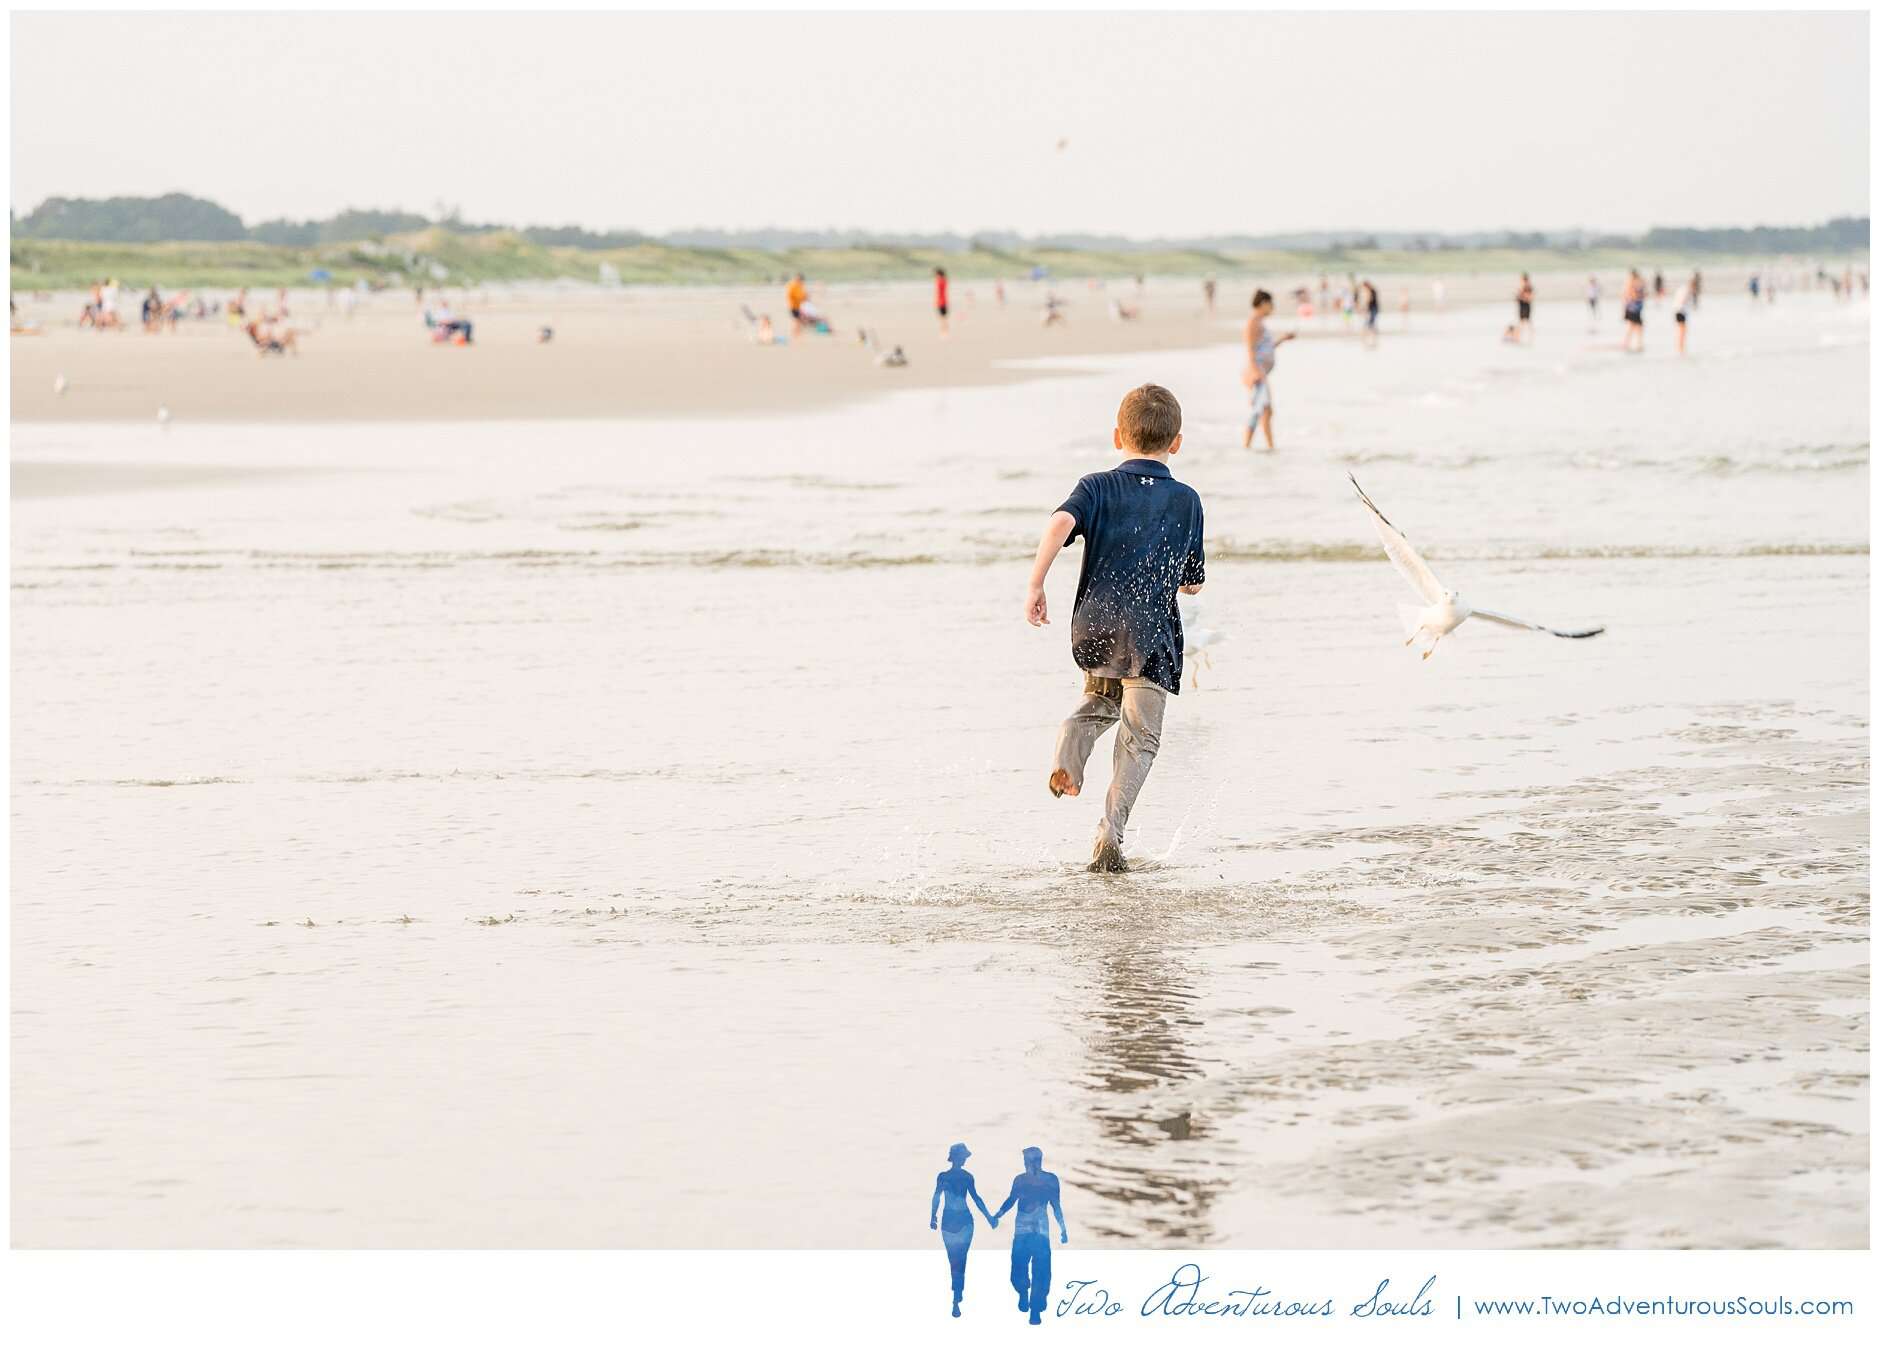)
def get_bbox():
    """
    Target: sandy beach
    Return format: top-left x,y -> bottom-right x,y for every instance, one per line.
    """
11,285 -> 1867,1248
8,269 -> 1760,426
